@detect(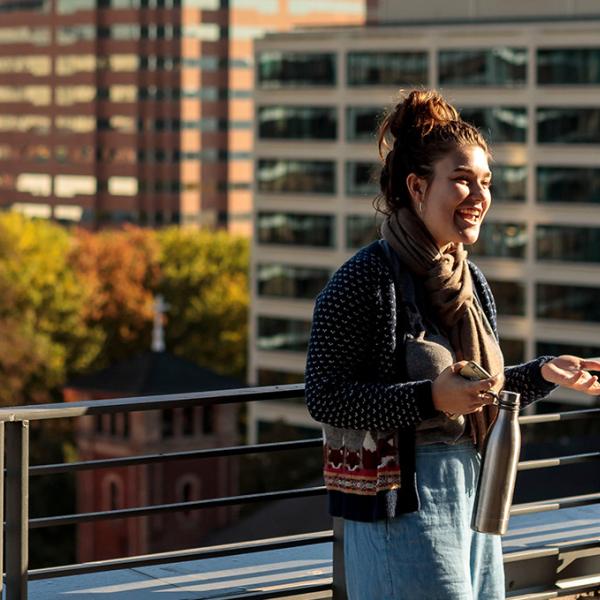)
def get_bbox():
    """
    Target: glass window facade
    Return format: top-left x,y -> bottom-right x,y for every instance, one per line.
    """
0,27 -> 50,45
57,25 -> 95,44
491,165 -> 526,202
536,226 -> 600,263
346,161 -> 379,196
257,316 -> 312,352
346,106 -> 381,142
439,48 -> 527,86
487,280 -> 525,316
257,52 -> 336,88
538,48 -> 600,85
537,166 -> 600,204
346,214 -> 380,249
470,222 -> 527,258
0,86 -> 51,106
536,341 -> 600,359
0,56 -> 50,76
460,107 -> 527,143
257,212 -> 334,247
257,159 -> 335,194
537,108 -> 600,144
257,106 -> 337,140
347,51 -> 427,86
257,263 -> 331,299
537,283 -> 600,323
